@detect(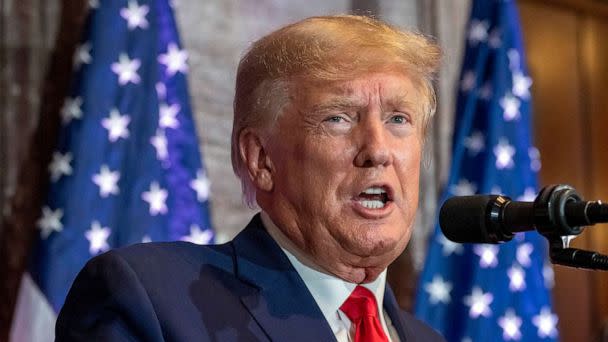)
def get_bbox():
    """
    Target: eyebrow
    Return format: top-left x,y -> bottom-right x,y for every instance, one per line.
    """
310,95 -> 416,113
309,98 -> 367,113
389,97 -> 416,109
